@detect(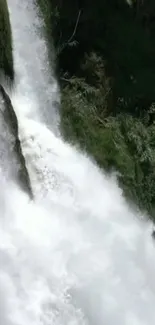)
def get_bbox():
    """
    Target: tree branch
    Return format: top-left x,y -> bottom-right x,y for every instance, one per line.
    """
56,10 -> 82,55
67,10 -> 81,44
